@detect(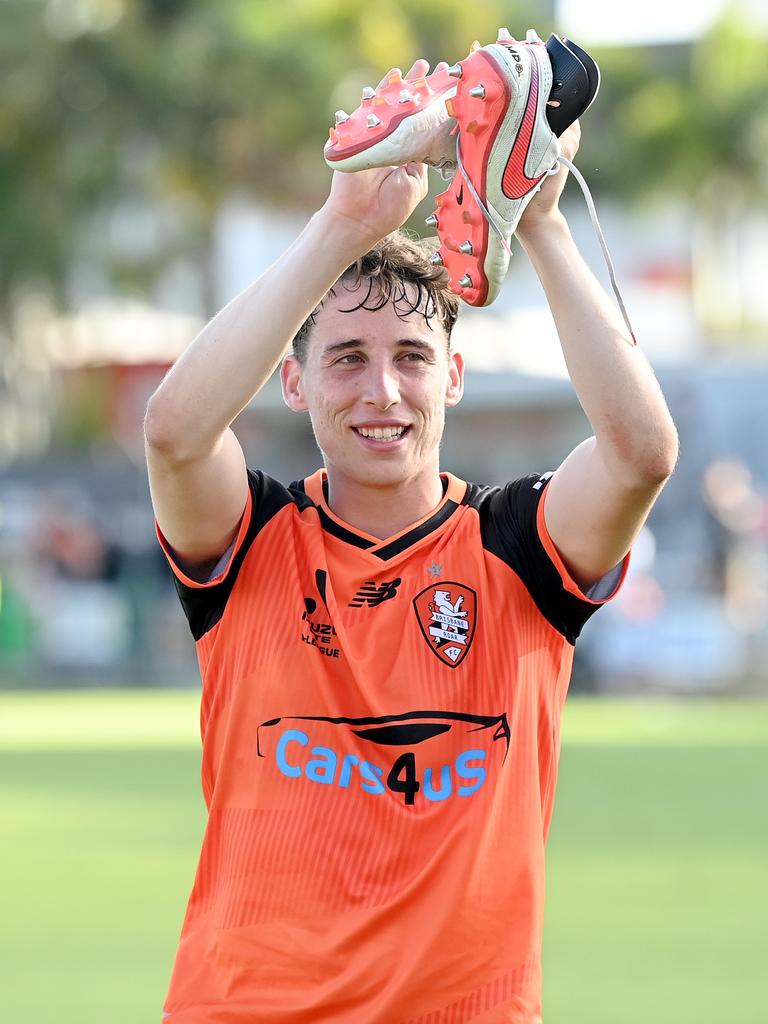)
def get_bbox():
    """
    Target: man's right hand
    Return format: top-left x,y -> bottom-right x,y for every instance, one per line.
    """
320,59 -> 439,248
